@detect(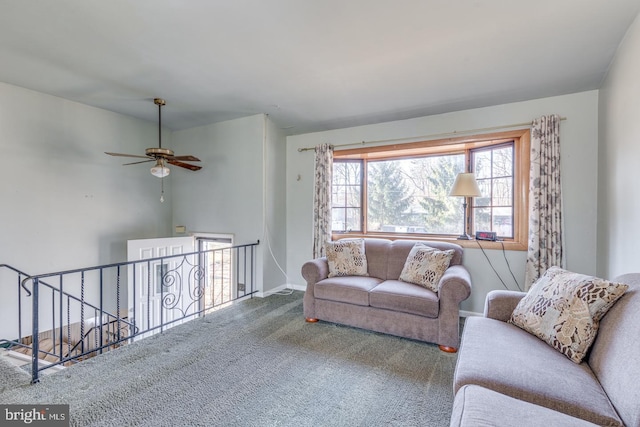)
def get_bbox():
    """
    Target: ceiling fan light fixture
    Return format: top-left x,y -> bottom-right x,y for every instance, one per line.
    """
150,159 -> 170,178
